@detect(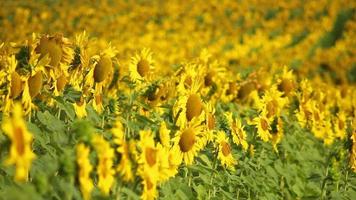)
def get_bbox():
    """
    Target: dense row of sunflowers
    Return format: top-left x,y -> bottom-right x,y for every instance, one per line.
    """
0,0 -> 355,199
